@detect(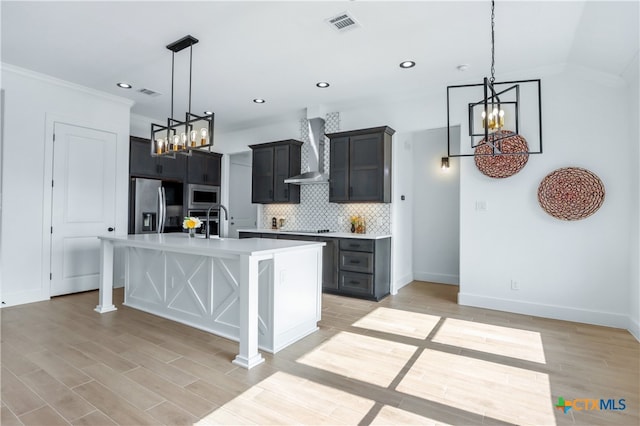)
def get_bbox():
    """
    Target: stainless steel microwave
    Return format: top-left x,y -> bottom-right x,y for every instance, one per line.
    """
188,184 -> 220,209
